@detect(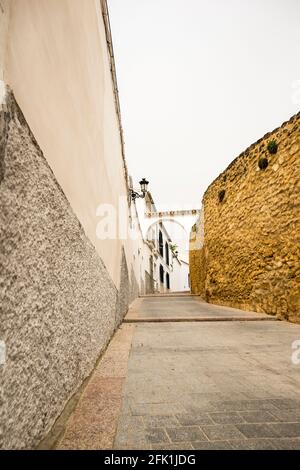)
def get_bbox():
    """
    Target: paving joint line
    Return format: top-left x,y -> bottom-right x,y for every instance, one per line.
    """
124,317 -> 278,323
